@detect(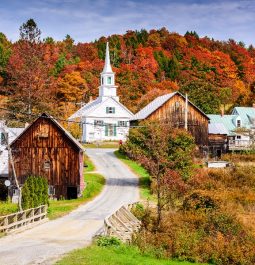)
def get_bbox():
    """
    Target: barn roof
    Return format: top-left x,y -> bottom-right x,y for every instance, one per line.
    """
132,91 -> 209,121
10,113 -> 84,151
208,123 -> 228,135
